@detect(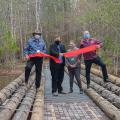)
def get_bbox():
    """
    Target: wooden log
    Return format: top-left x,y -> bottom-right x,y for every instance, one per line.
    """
0,70 -> 35,105
91,75 -> 120,96
81,70 -> 120,96
80,78 -> 120,120
0,86 -> 27,120
0,73 -> 35,120
81,64 -> 120,86
0,74 -> 24,105
81,75 -> 120,109
72,74 -> 120,120
65,67 -> 120,120
30,75 -> 45,120
12,86 -> 36,120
